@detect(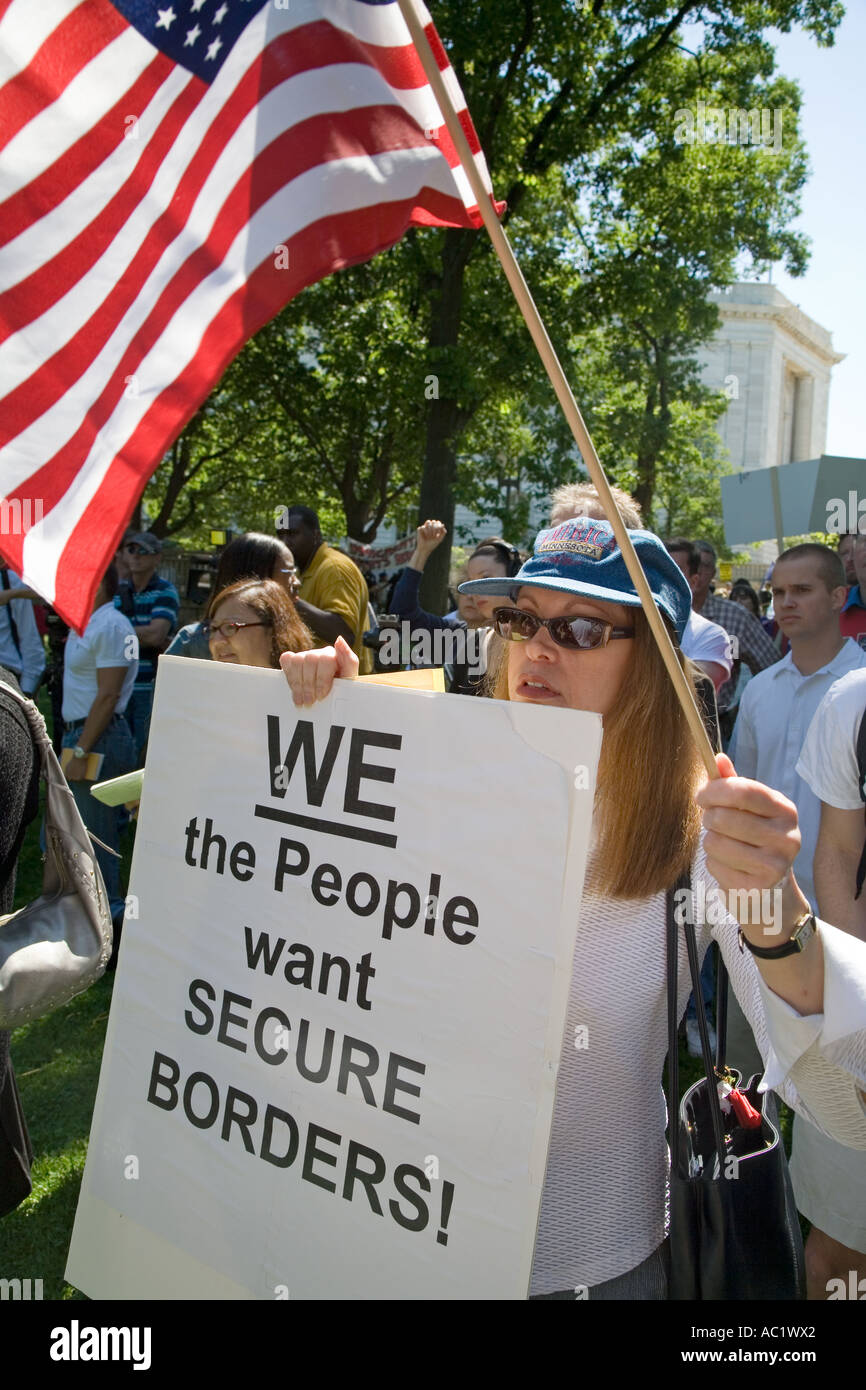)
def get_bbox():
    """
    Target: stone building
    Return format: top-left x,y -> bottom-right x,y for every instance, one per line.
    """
700,281 -> 845,565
